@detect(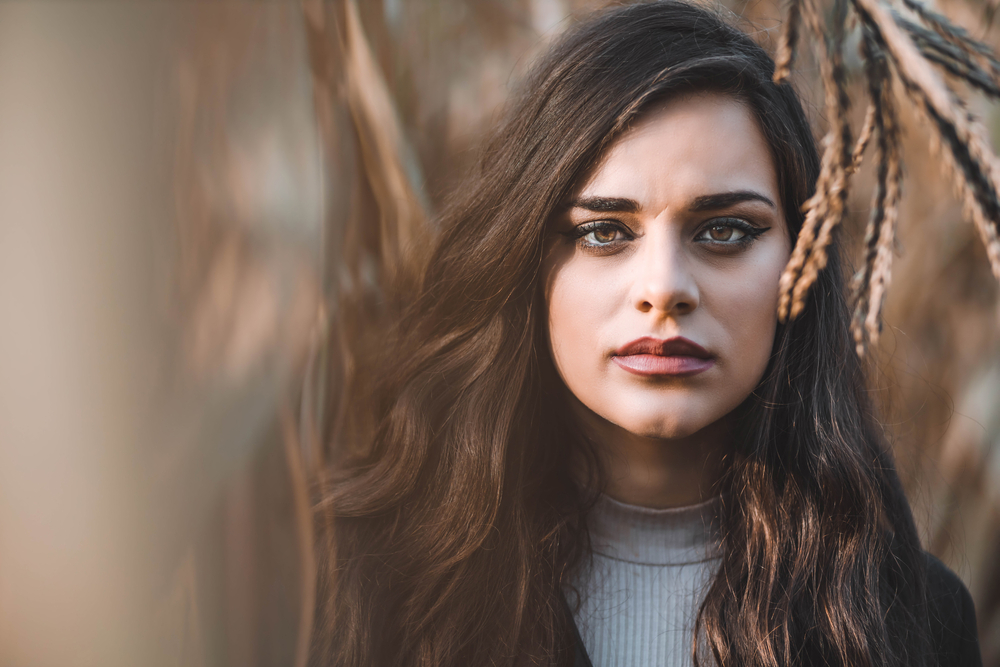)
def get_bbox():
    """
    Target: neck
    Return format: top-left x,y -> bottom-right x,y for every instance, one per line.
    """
575,404 -> 732,509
